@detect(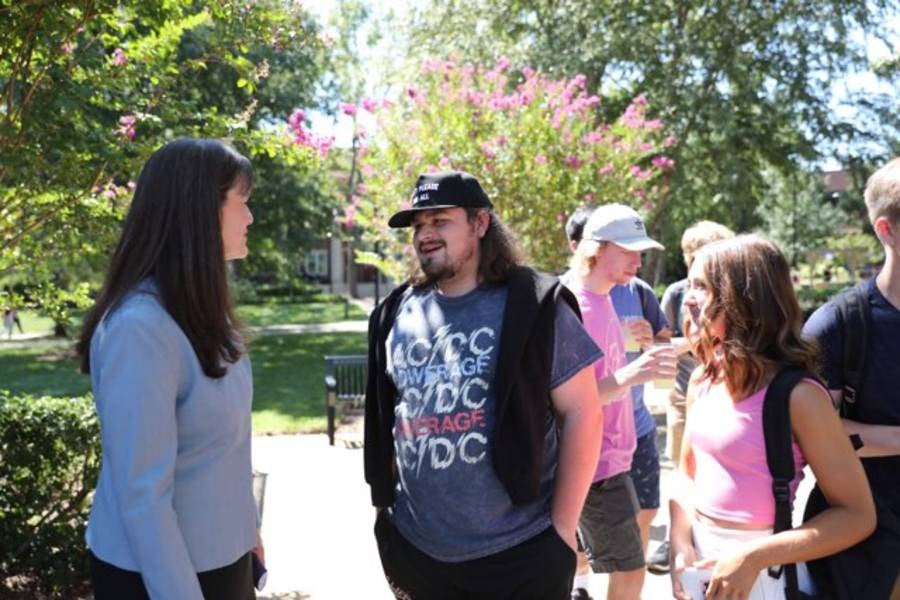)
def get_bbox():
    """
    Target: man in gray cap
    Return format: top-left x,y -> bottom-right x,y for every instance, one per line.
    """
365,170 -> 606,599
566,203 -> 675,600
